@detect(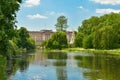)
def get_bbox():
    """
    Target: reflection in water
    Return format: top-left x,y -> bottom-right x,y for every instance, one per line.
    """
76,53 -> 120,80
0,57 -> 6,80
0,51 -> 120,80
0,54 -> 29,80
